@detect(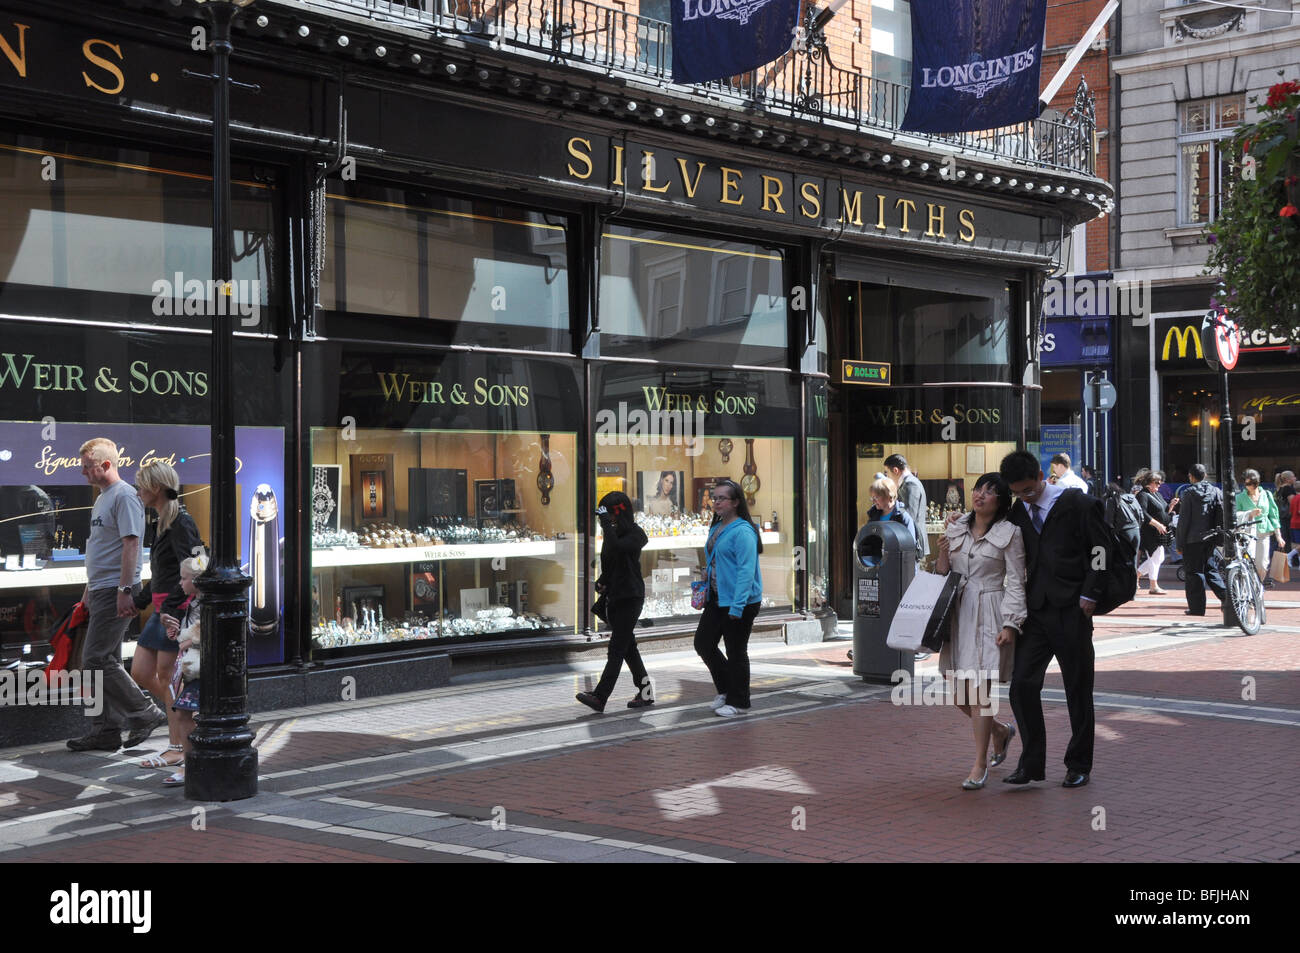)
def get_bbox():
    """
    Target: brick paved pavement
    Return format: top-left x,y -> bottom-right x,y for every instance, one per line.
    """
3,596 -> 1298,867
